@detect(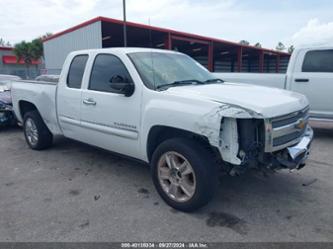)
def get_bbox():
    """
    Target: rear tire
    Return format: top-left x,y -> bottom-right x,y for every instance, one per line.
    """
151,137 -> 218,212
23,111 -> 53,150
